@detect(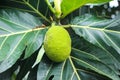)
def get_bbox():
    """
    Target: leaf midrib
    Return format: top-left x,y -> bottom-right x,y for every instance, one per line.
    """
69,56 -> 81,80
0,28 -> 45,37
71,56 -> 116,80
71,25 -> 120,34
